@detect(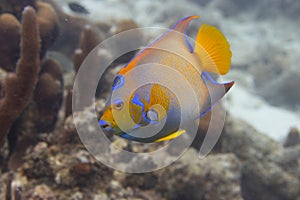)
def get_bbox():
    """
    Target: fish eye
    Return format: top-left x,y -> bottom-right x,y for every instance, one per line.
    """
113,99 -> 124,110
